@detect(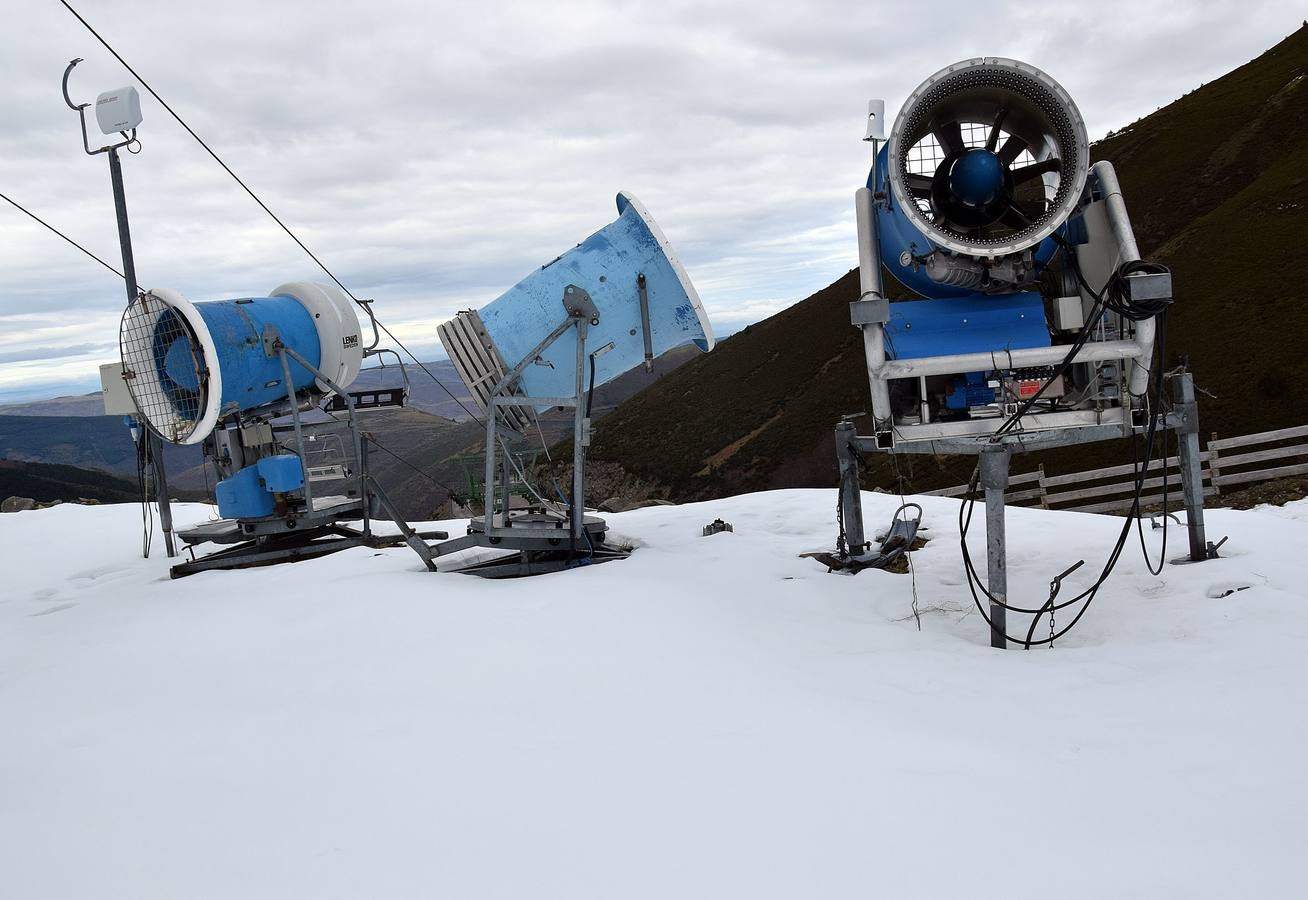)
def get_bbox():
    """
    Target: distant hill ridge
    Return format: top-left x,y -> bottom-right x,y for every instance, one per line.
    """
0,459 -> 142,505
586,25 -> 1308,502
